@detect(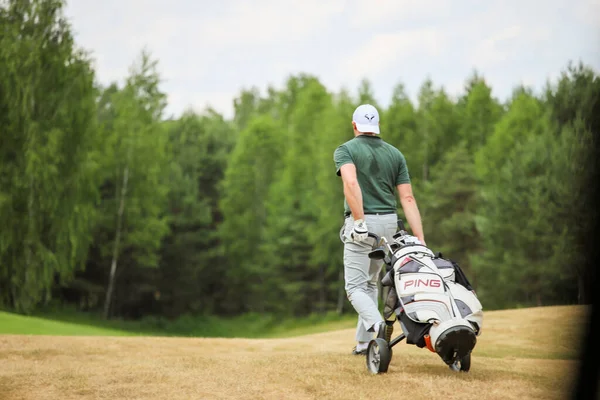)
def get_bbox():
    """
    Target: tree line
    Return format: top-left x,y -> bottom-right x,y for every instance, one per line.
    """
1,0 -> 598,321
